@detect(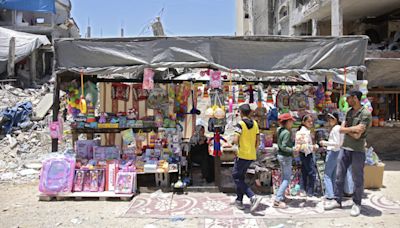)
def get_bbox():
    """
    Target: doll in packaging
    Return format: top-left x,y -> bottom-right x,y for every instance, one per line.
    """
90,170 -> 99,192
83,170 -> 91,192
73,170 -> 84,192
